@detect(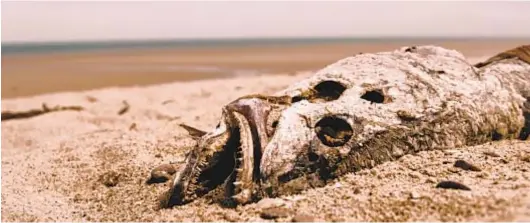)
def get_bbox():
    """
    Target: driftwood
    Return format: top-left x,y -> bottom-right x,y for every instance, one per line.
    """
1,103 -> 84,121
